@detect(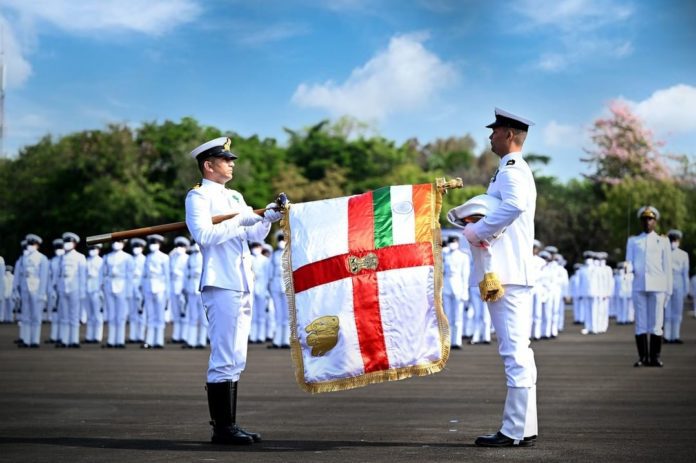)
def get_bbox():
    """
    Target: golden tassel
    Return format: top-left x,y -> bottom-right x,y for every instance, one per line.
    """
479,272 -> 505,302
